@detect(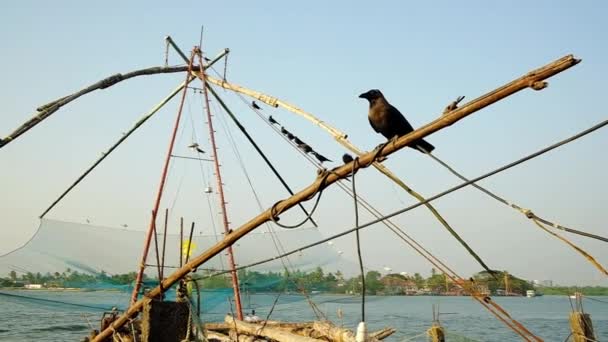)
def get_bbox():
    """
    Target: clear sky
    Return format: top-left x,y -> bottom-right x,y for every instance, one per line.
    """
0,1 -> 607,286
